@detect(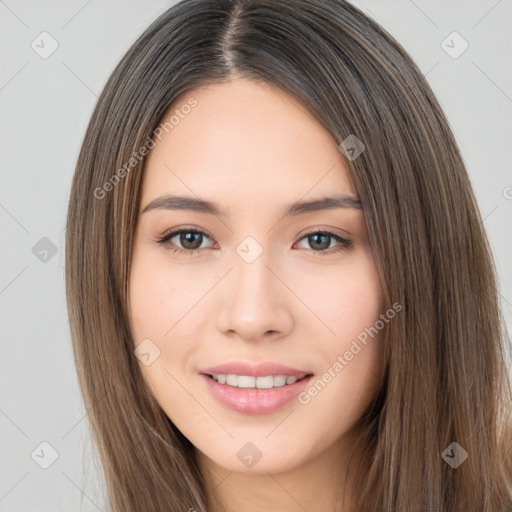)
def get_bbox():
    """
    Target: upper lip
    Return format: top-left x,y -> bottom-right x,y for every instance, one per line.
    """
200,361 -> 313,379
